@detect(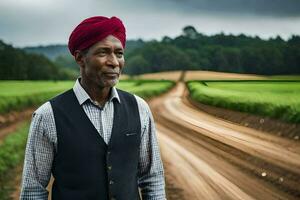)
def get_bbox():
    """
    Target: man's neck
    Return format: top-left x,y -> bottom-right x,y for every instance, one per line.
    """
80,79 -> 111,107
